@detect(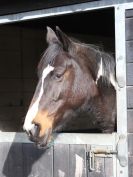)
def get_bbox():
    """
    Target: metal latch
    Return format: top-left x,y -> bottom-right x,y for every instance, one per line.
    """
86,134 -> 128,171
86,145 -> 117,171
